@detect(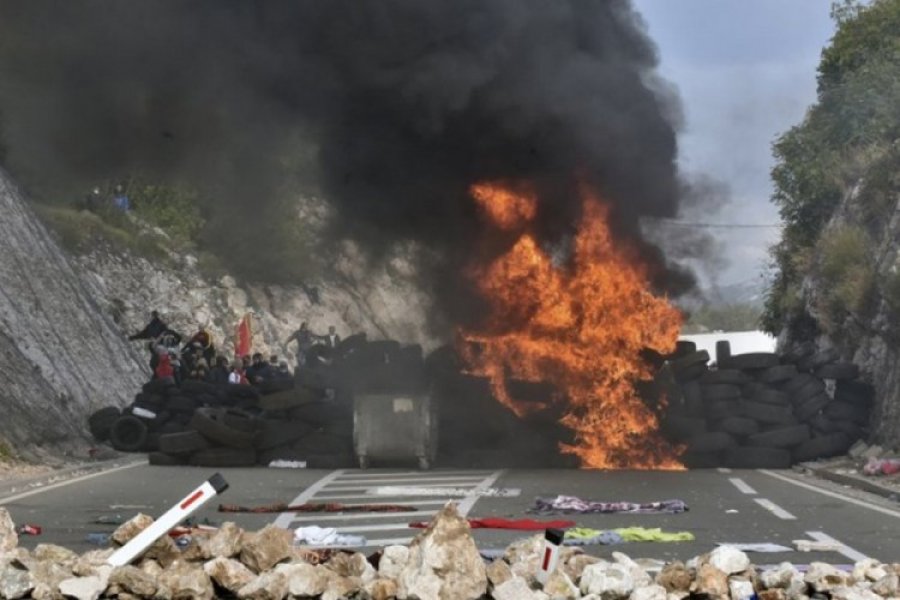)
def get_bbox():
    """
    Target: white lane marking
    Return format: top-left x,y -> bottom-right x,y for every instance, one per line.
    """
273,469 -> 345,529
729,478 -> 758,495
365,536 -> 413,546
457,470 -> 505,516
326,475 -> 487,486
759,469 -> 900,520
0,461 -> 147,505
337,523 -> 416,533
322,477 -> 485,488
755,498 -> 797,520
807,531 -> 869,562
290,510 -> 436,523
718,468 -> 732,473
338,471 -> 493,479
